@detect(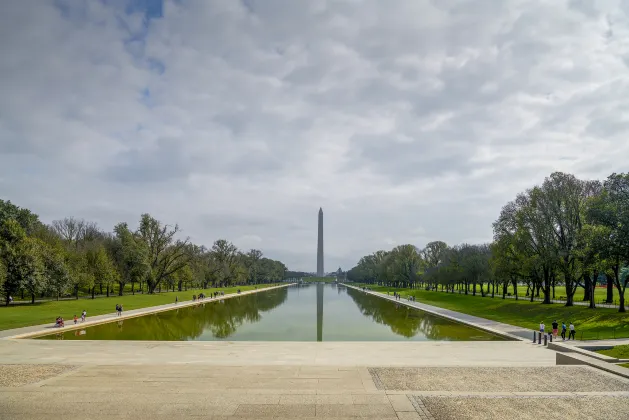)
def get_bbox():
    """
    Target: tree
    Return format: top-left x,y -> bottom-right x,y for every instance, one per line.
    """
207,239 -> 240,286
110,223 -> 149,295
87,245 -> 117,298
137,214 -> 191,293
388,244 -> 422,289
586,173 -> 629,312
245,249 -> 263,284
0,200 -> 41,234
40,242 -> 71,301
0,220 -> 45,304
